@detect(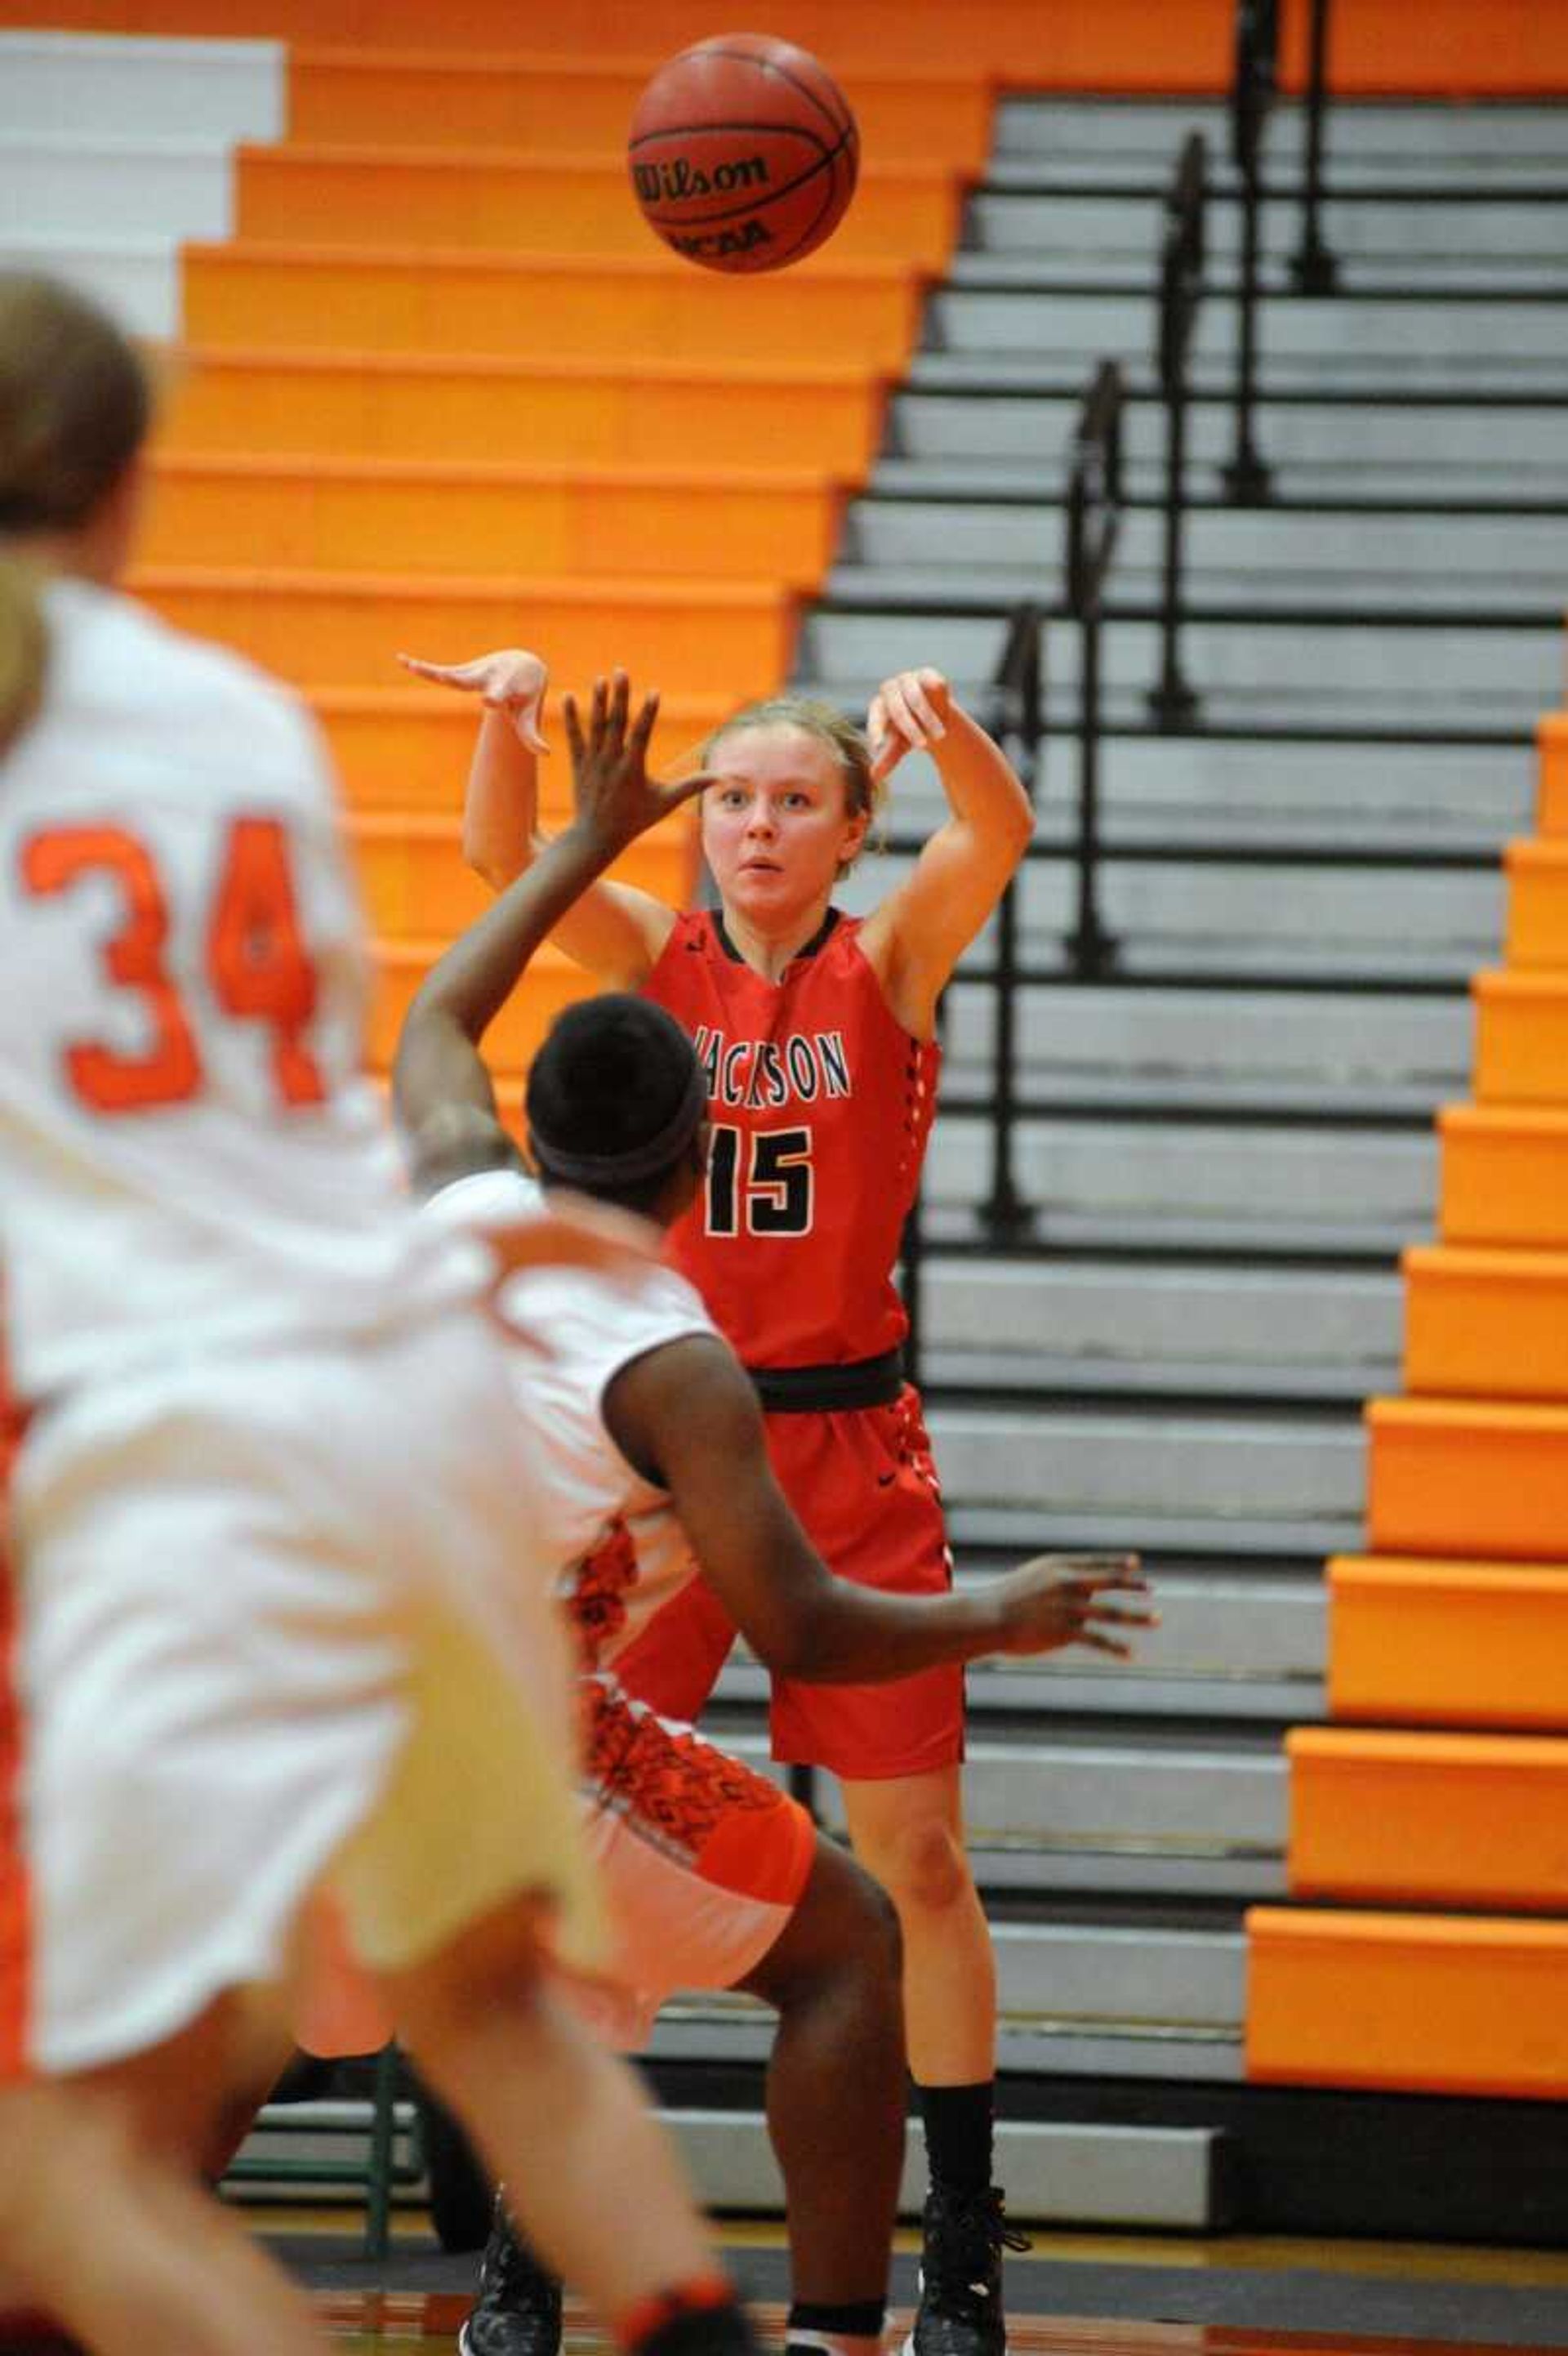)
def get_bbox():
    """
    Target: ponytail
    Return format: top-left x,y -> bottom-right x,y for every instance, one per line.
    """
0,554 -> 47,758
